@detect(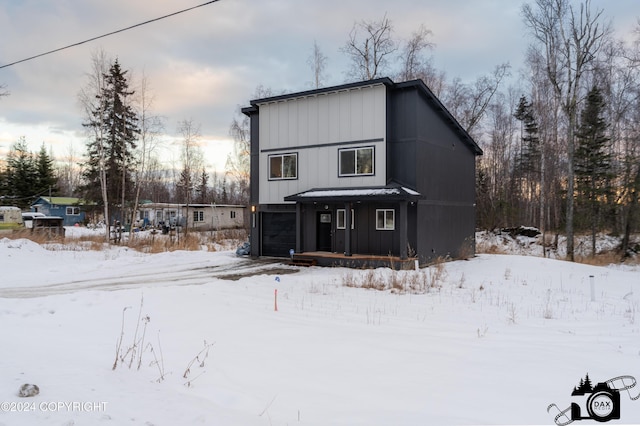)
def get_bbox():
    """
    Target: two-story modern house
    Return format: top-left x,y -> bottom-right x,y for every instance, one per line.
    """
242,77 -> 482,267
